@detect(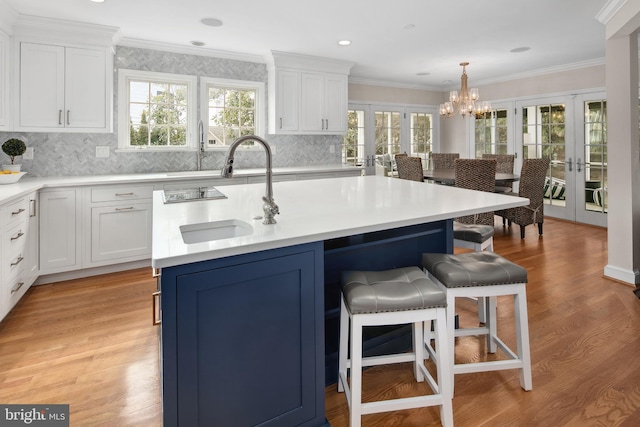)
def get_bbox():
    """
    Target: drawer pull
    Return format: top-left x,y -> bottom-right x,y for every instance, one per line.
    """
11,256 -> 24,267
11,282 -> 24,295
115,207 -> 135,211
10,231 -> 24,241
11,208 -> 26,215
115,192 -> 134,197
152,291 -> 161,325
